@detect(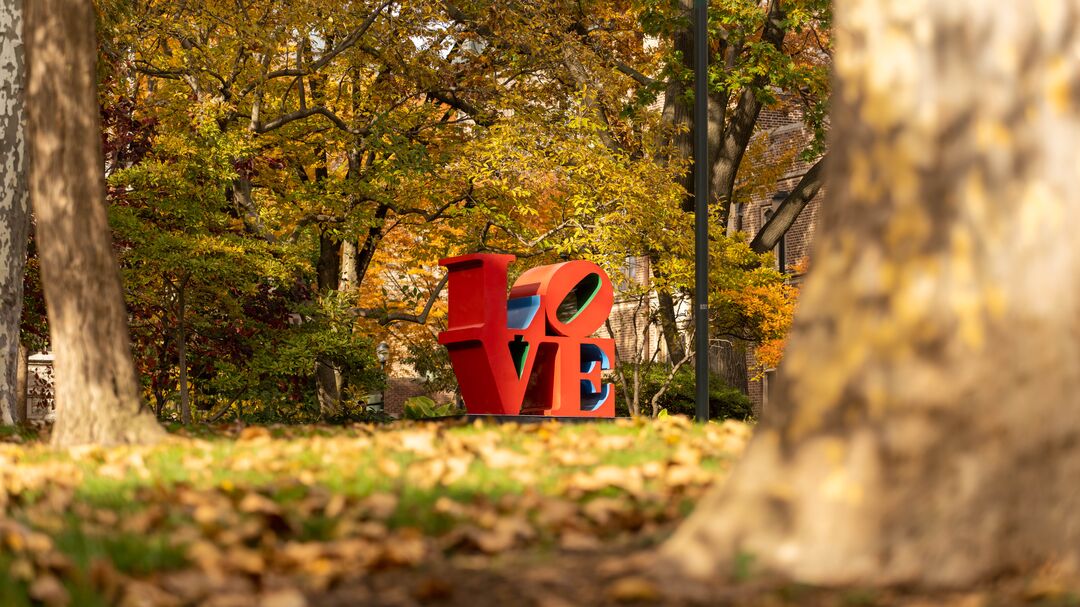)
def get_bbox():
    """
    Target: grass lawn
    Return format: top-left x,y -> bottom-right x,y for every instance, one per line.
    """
0,417 -> 750,606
